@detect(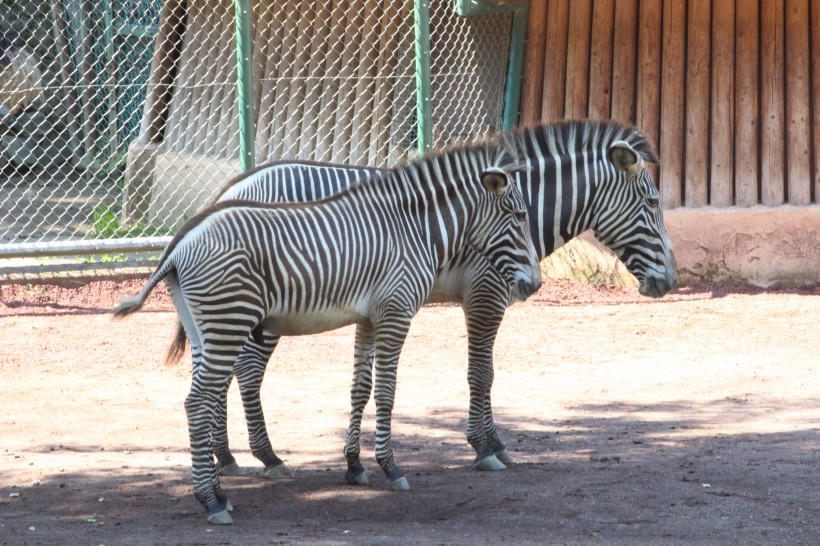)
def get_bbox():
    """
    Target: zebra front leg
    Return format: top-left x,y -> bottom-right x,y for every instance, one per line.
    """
233,332 -> 293,479
372,314 -> 413,491
344,322 -> 375,486
482,391 -> 515,464
463,279 -> 508,471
